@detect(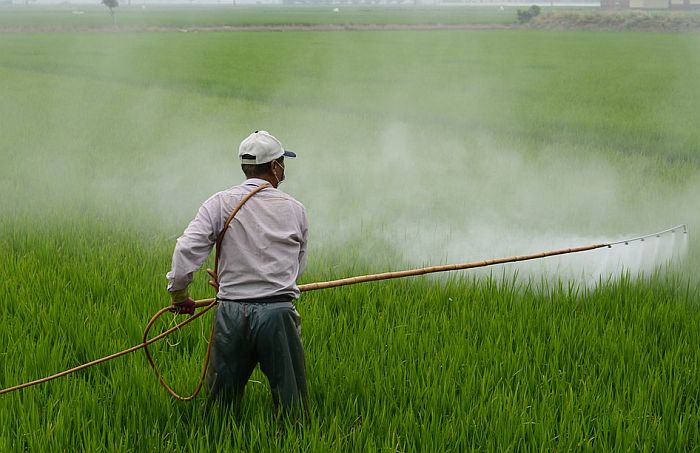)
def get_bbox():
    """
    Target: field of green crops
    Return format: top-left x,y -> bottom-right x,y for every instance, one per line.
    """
0,4 -> 518,28
1,7 -> 700,451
